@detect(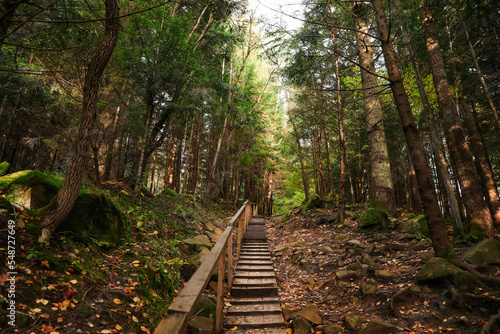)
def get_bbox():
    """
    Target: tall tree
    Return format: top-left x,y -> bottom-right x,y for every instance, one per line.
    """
353,2 -> 396,214
420,1 -> 495,237
39,0 -> 120,245
372,0 -> 451,257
